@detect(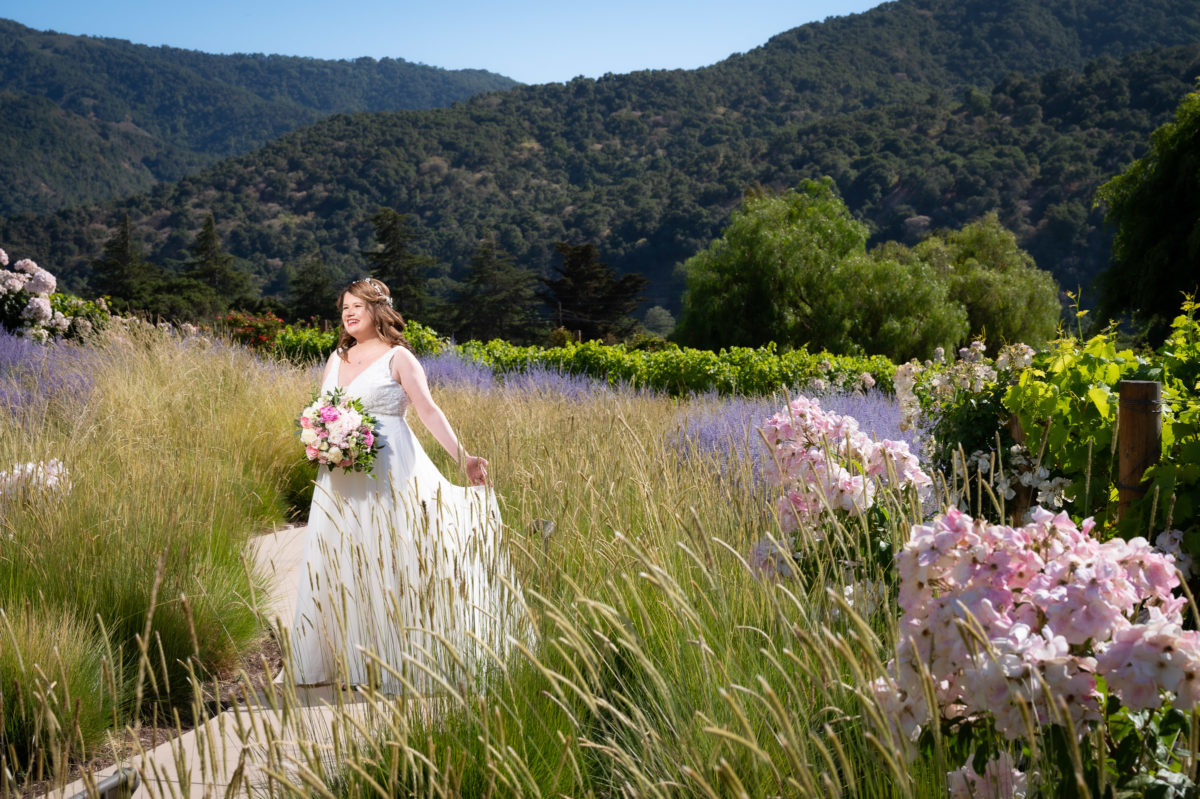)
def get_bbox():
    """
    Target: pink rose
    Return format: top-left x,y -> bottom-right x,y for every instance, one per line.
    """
300,416 -> 313,429
305,445 -> 319,460
319,406 -> 340,423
